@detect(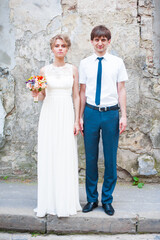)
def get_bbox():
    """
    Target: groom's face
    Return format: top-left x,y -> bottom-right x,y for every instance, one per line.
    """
91,36 -> 111,56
